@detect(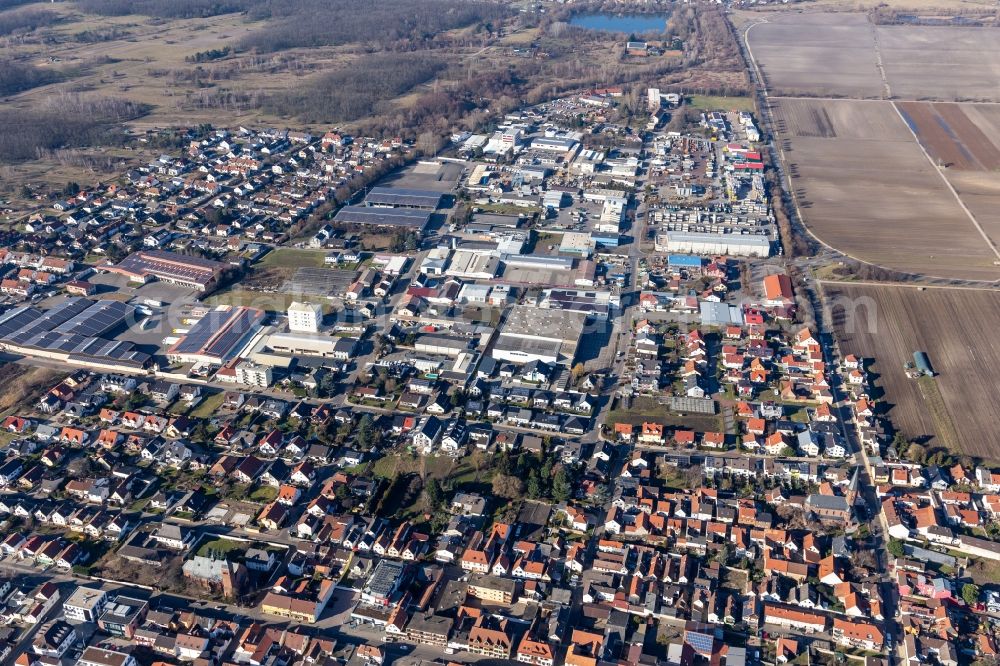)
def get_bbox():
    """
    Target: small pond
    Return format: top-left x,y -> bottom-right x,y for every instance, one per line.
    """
568,14 -> 669,34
